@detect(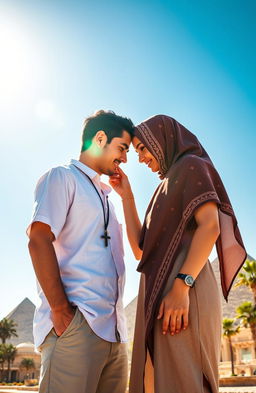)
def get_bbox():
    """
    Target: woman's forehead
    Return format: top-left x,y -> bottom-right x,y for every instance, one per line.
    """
132,136 -> 142,149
